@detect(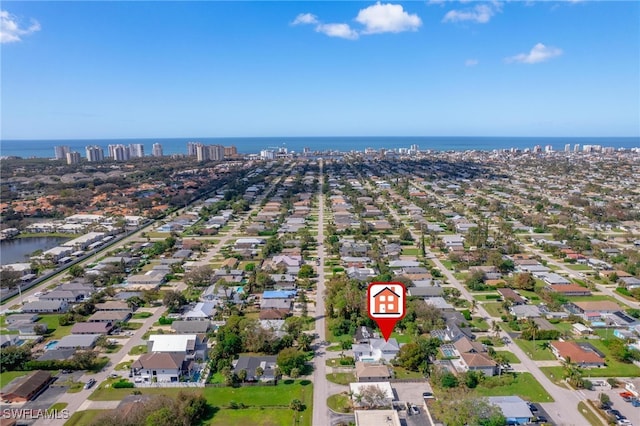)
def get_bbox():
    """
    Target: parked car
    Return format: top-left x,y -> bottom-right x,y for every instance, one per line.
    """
84,379 -> 96,389
410,405 -> 420,415
528,402 -> 538,412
